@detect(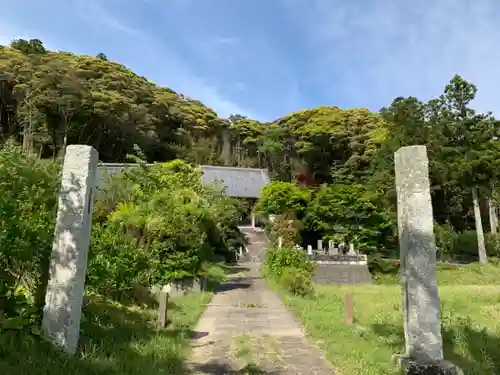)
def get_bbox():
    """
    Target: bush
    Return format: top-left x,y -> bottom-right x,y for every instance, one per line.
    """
89,160 -> 245,289
305,184 -> 395,252
263,247 -> 315,297
264,247 -> 314,277
1,152 -> 244,327
254,181 -> 310,219
86,224 -> 151,301
0,147 -> 59,323
435,221 -> 458,257
485,233 -> 500,258
367,254 -> 399,276
279,267 -> 314,297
